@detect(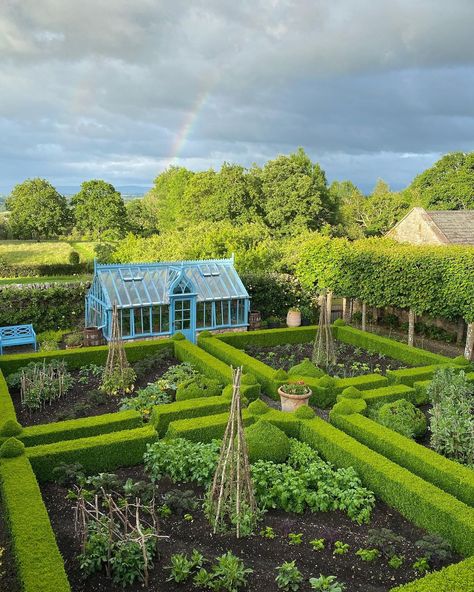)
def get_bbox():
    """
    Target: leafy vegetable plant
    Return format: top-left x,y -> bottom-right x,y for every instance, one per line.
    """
333,541 -> 349,556
309,574 -> 346,591
275,561 -> 303,591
